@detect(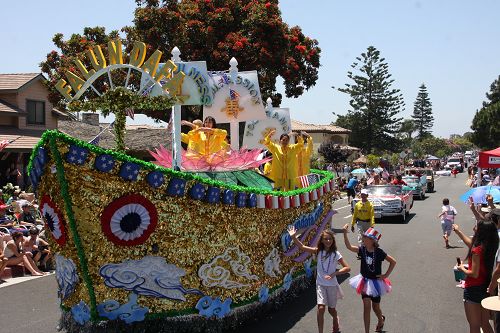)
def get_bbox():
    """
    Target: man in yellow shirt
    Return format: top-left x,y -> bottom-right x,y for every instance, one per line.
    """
351,188 -> 375,244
